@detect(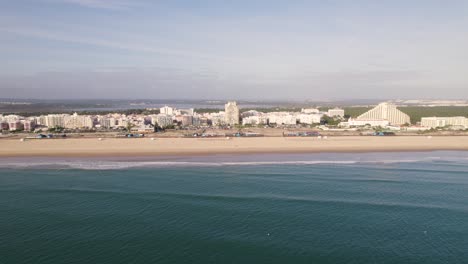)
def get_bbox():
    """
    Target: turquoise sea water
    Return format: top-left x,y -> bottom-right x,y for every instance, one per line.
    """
1,152 -> 468,263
